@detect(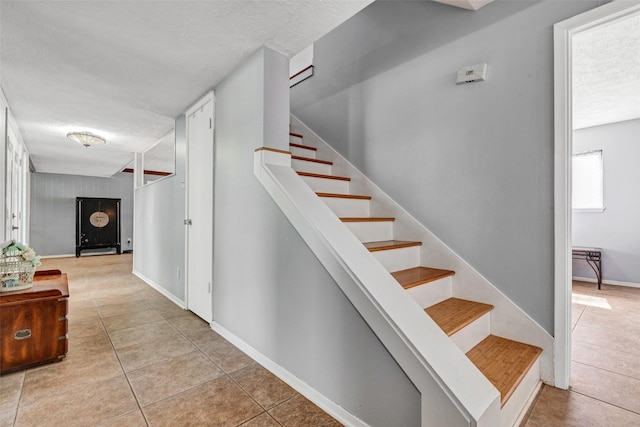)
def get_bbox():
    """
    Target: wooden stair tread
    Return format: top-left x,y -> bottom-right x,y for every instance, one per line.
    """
292,155 -> 332,165
316,192 -> 371,200
392,266 -> 455,289
298,172 -> 350,181
340,217 -> 395,222
466,335 -> 542,407
290,132 -> 304,138
363,240 -> 422,252
290,142 -> 317,151
424,298 -> 493,336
